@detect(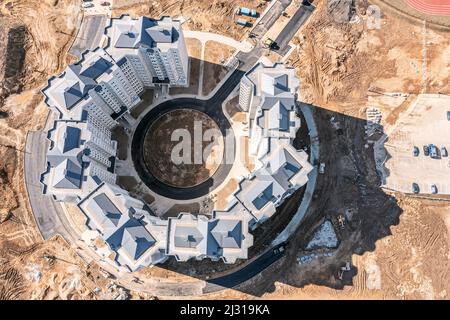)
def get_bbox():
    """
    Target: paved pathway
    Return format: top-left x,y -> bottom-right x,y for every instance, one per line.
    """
183,30 -> 254,52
